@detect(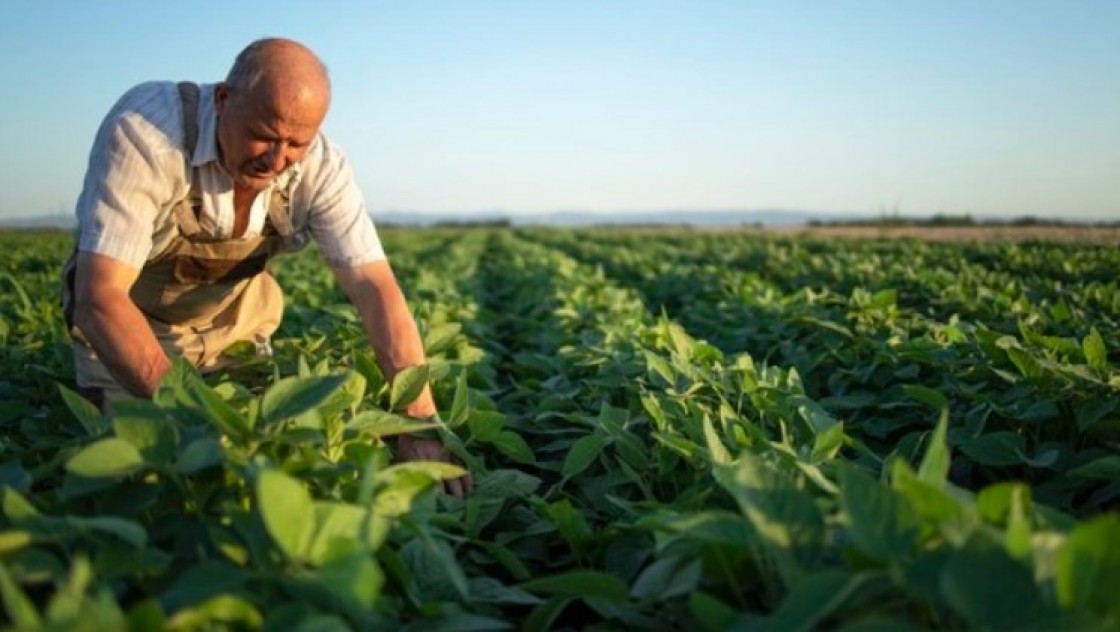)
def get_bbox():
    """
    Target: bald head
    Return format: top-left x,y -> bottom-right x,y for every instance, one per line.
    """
226,38 -> 331,114
215,38 -> 332,190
